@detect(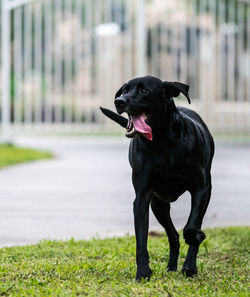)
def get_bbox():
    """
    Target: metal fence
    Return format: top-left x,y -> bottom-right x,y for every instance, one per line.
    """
0,0 -> 250,138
